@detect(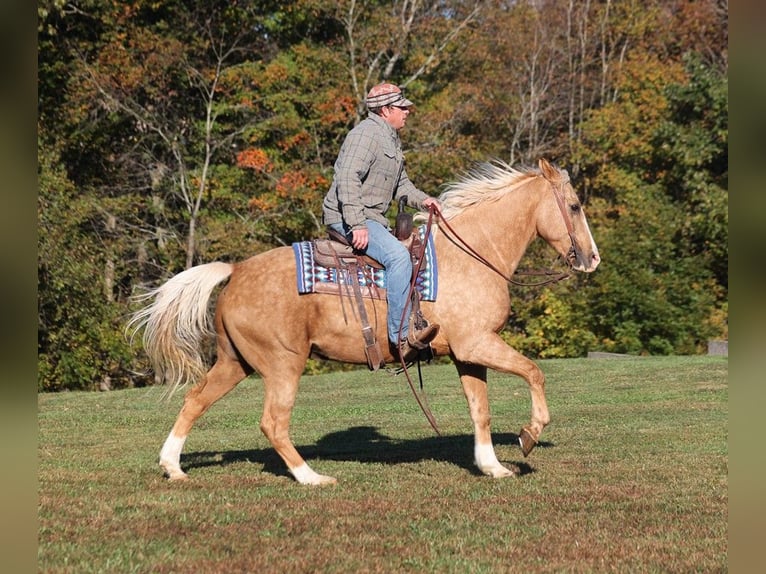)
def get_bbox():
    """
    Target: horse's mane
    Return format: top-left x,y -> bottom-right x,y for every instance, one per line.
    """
435,161 -> 539,221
